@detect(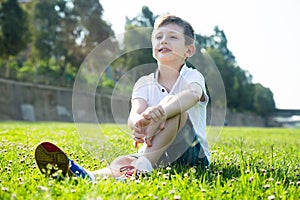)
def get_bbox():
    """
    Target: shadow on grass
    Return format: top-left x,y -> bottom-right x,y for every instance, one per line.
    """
160,161 -> 242,186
